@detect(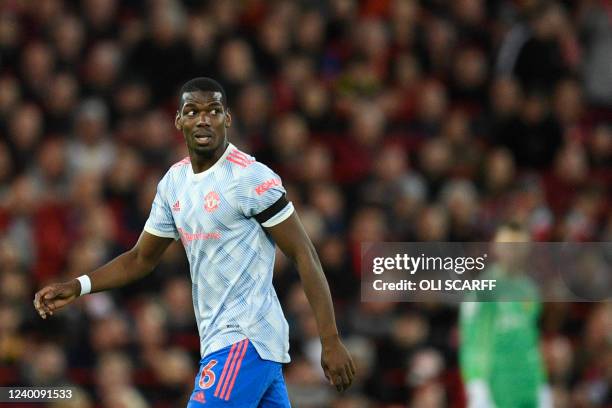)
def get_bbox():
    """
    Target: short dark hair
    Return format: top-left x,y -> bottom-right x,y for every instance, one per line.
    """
178,77 -> 227,109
